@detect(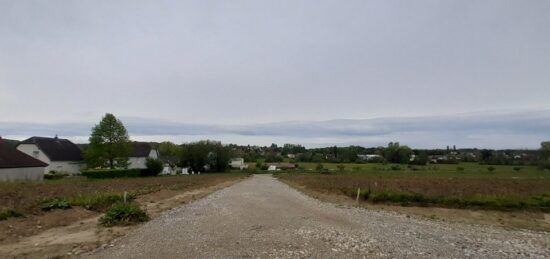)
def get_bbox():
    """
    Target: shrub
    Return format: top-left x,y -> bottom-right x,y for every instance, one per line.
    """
142,158 -> 163,177
99,203 -> 149,226
456,167 -> 465,171
487,166 -> 496,172
0,209 -> 23,221
337,165 -> 345,171
41,198 -> 72,211
315,164 -> 324,171
81,169 -> 142,179
44,171 -> 69,180
513,167 -> 522,171
539,160 -> 550,170
390,165 -> 401,171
